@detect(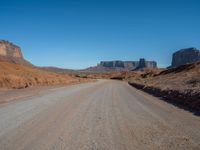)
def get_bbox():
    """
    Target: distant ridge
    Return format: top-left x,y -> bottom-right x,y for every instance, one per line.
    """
84,59 -> 157,72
